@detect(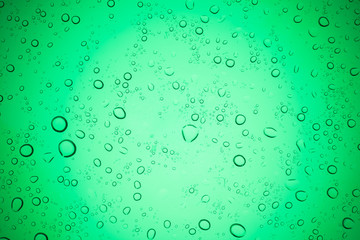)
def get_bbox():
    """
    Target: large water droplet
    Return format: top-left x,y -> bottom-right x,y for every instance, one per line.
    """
20,144 -> 34,157
233,155 -> 246,167
342,217 -> 354,229
113,107 -> 126,119
198,219 -> 211,230
147,228 -> 156,239
295,190 -> 308,202
182,124 -> 199,142
230,223 -> 246,238
51,116 -> 68,132
58,139 -> 76,157
11,197 -> 24,212
235,114 -> 246,125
